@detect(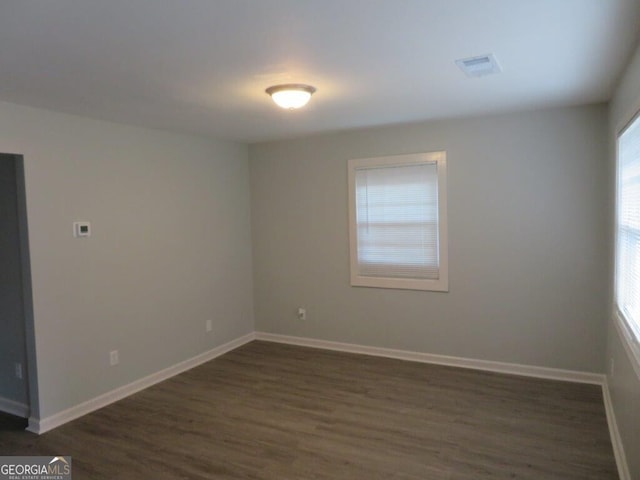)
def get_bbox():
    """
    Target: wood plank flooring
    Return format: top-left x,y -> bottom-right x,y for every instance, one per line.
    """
0,341 -> 617,479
